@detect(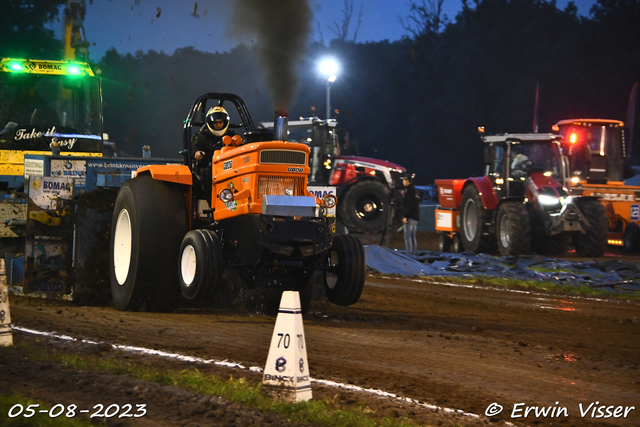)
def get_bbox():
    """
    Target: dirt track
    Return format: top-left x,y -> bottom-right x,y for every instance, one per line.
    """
2,255 -> 640,427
